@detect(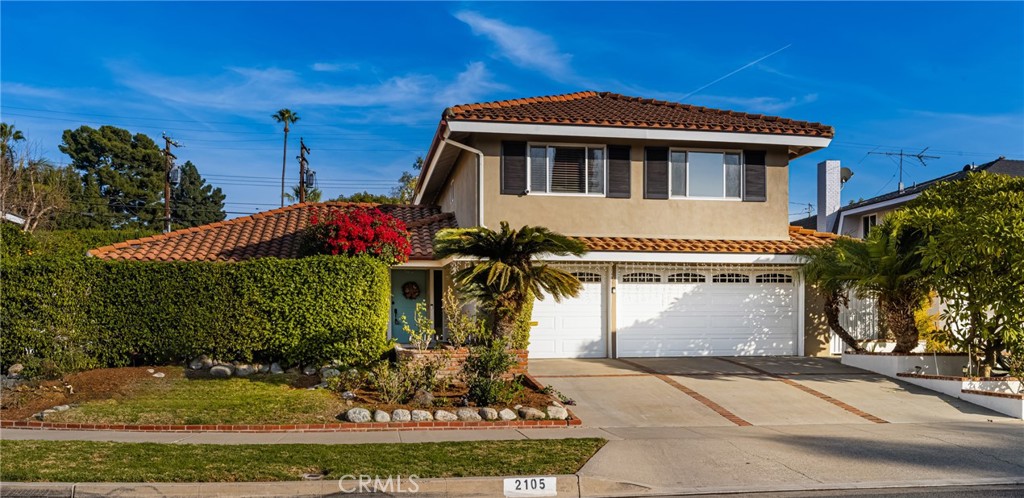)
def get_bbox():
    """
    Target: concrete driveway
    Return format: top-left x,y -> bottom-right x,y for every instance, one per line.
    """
529,357 -> 1014,428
